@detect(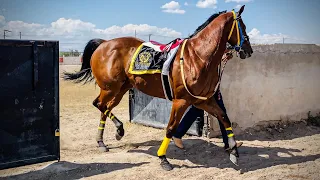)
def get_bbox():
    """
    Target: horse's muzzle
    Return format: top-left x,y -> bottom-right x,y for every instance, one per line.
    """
239,49 -> 252,59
